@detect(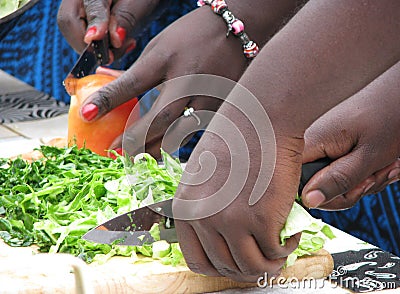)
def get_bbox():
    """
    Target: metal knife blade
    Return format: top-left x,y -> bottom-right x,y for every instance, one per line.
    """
83,199 -> 177,246
63,39 -> 109,95
82,157 -> 332,246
